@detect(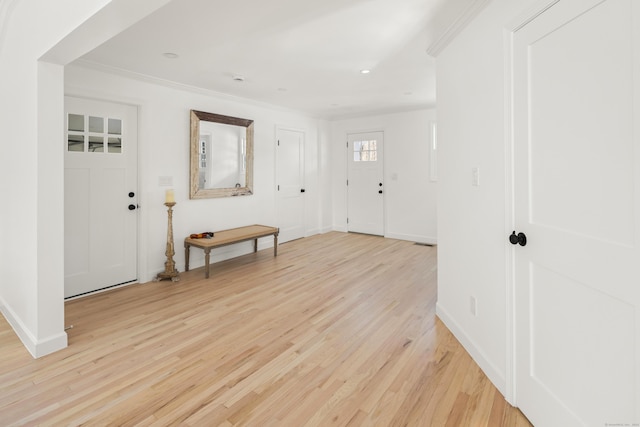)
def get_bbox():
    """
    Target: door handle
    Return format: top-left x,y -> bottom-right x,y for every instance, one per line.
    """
128,204 -> 137,211
509,231 -> 527,246
378,190 -> 383,194
128,192 -> 135,198
300,189 -> 306,193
